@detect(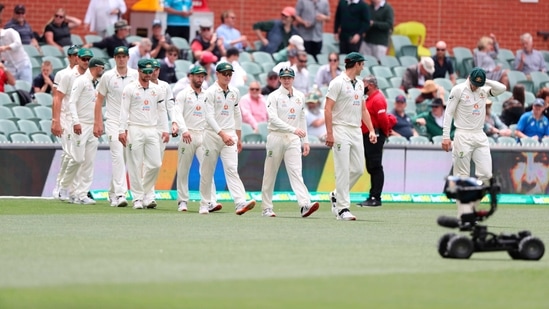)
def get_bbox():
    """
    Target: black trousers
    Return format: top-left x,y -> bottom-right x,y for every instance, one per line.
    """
166,26 -> 190,42
363,132 -> 386,199
339,39 -> 361,54
304,41 -> 322,60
